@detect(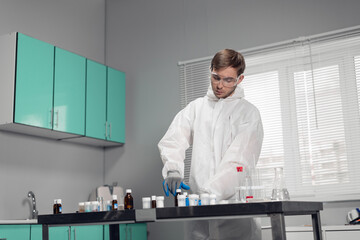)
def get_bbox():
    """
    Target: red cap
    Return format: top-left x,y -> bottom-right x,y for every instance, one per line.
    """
236,166 -> 243,172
